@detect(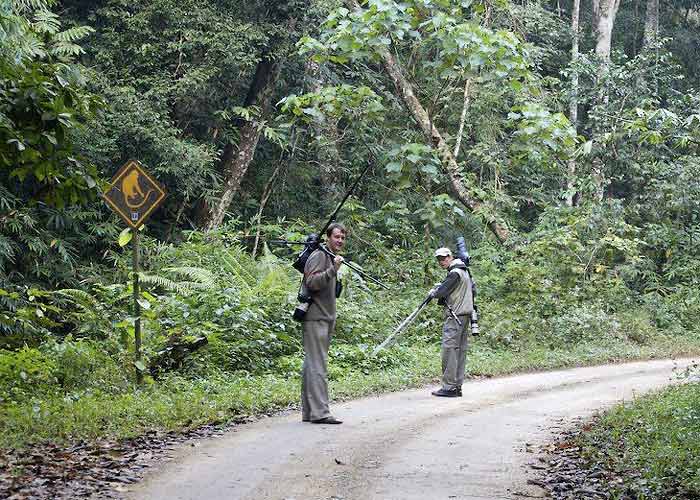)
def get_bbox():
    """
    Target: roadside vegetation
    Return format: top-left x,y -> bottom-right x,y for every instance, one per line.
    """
540,370 -> 700,499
